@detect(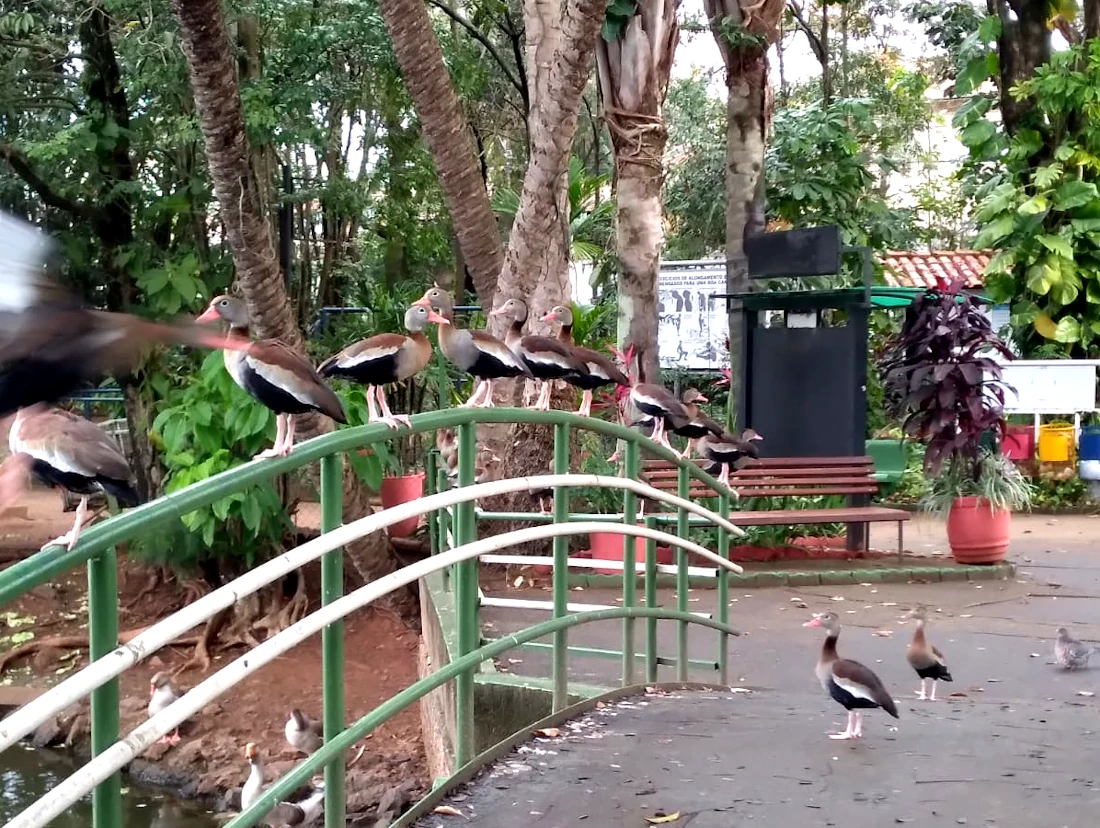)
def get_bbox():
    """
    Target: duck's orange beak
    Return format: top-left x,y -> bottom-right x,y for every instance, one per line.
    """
426,309 -> 450,325
803,617 -> 823,628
